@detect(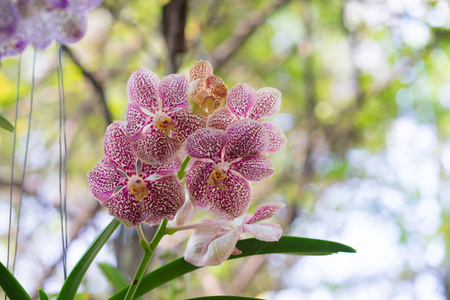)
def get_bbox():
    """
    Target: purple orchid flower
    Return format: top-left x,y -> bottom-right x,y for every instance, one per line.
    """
125,68 -> 206,165
185,119 -> 275,220
207,83 -> 287,153
0,0 -> 102,60
183,203 -> 285,267
87,121 -> 185,227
